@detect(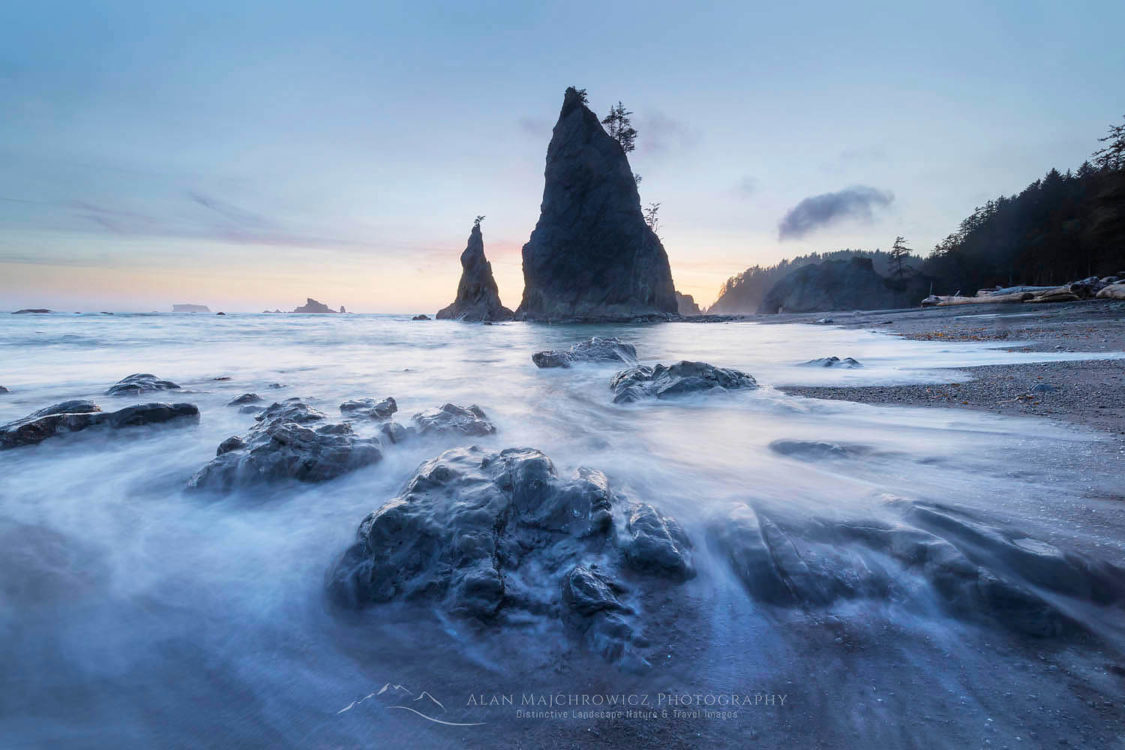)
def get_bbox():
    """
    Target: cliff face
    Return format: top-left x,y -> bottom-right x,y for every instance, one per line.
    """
436,224 -> 513,322
759,257 -> 925,314
515,88 -> 678,320
675,291 -> 701,316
